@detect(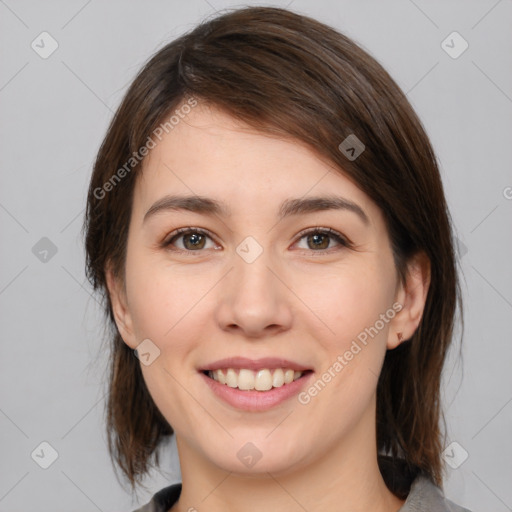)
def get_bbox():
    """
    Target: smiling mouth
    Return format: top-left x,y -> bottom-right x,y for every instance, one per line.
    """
202,368 -> 314,391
